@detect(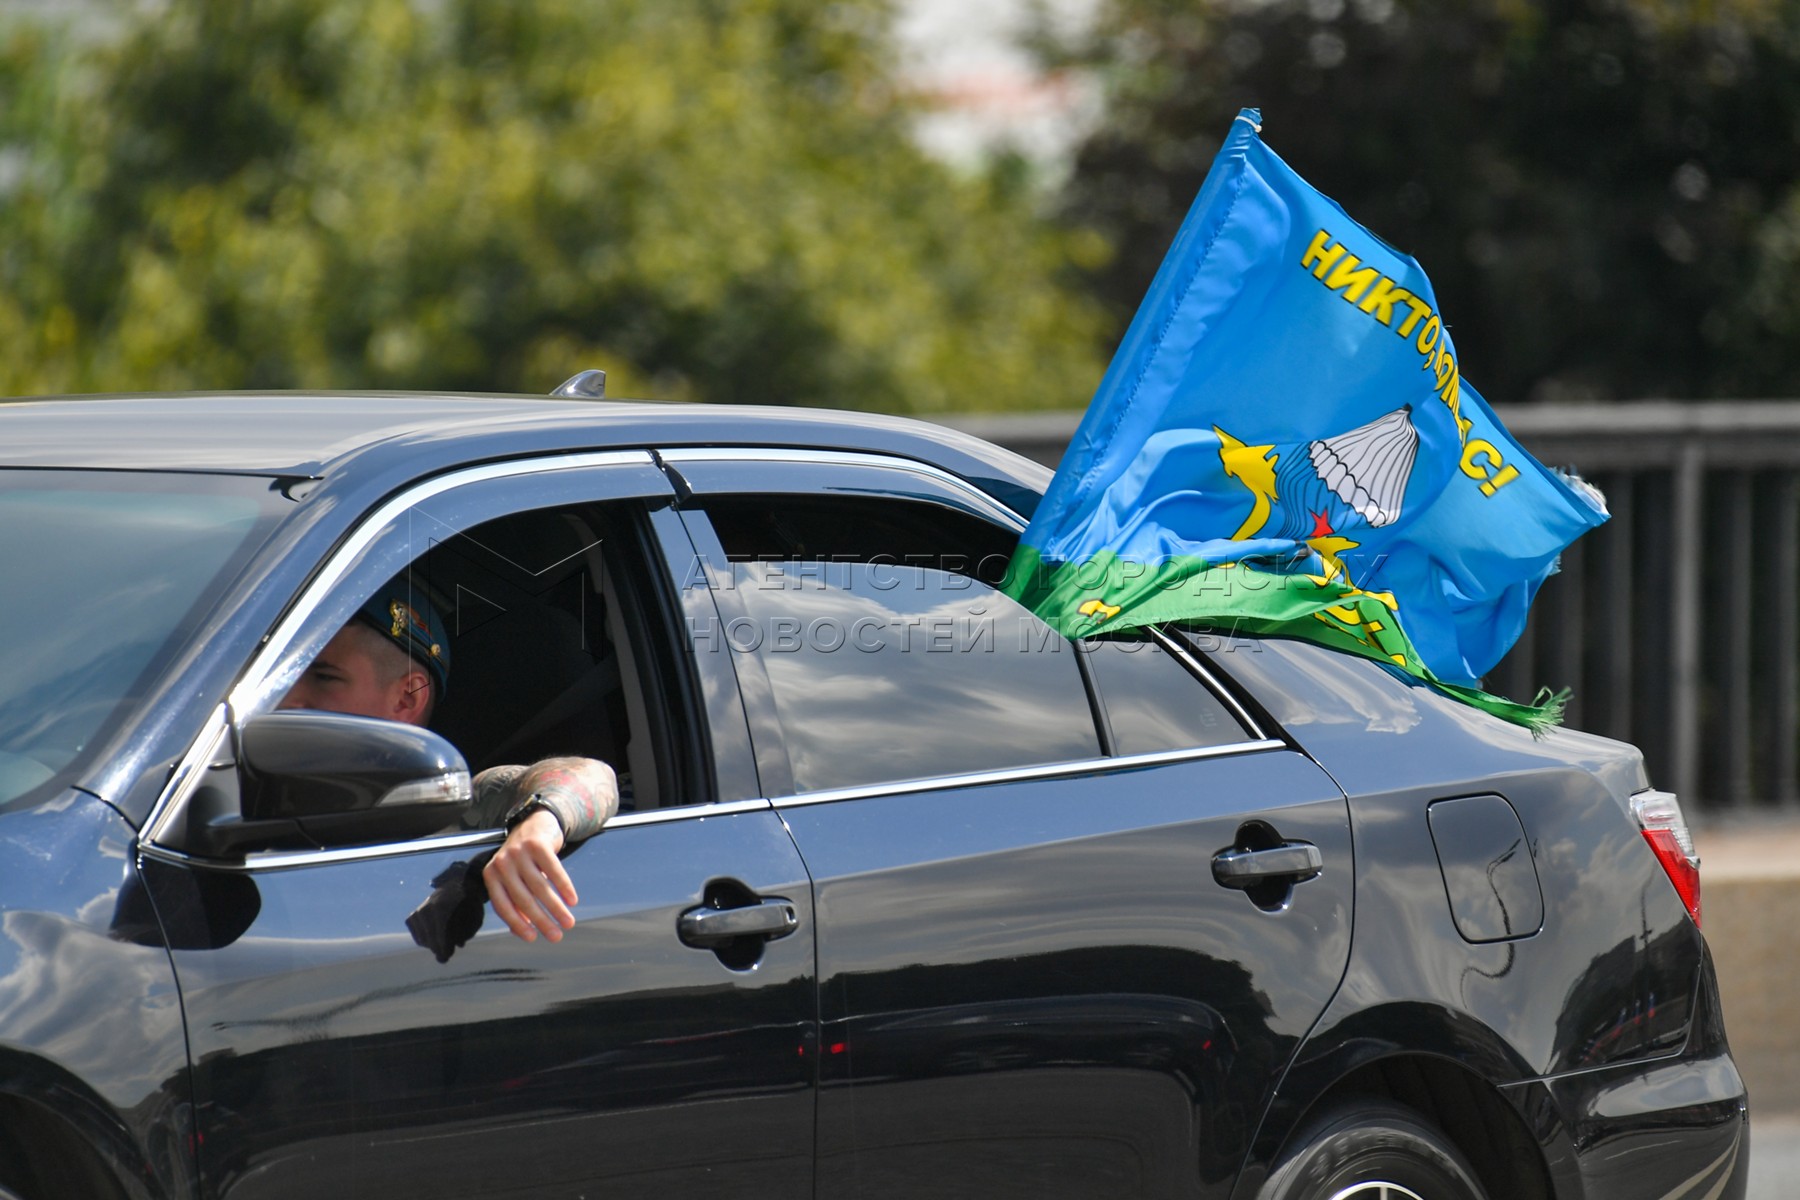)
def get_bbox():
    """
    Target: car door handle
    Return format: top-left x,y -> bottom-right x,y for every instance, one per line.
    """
1211,843 -> 1323,888
677,898 -> 799,947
